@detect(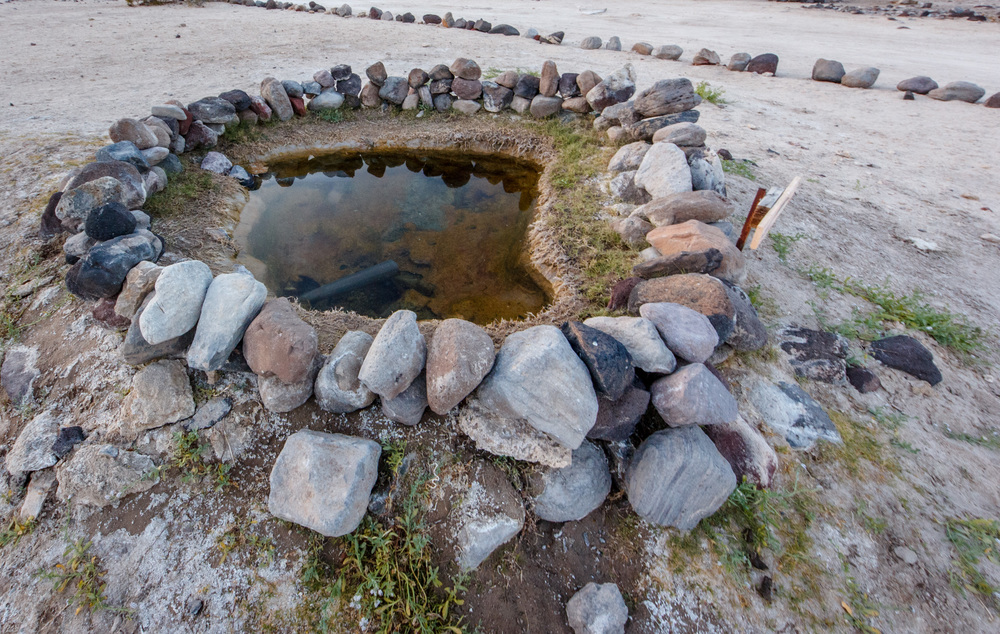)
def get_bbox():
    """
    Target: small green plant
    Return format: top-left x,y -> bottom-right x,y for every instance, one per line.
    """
170,431 -> 231,491
769,232 -> 806,263
330,467 -> 468,632
945,429 -> 1000,450
217,517 -> 276,567
0,516 -> 37,548
721,158 -> 756,181
818,410 -> 899,478
41,539 -> 129,615
695,81 -> 729,105
840,555 -> 882,632
317,108 -> 353,124
945,517 -> 1000,609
